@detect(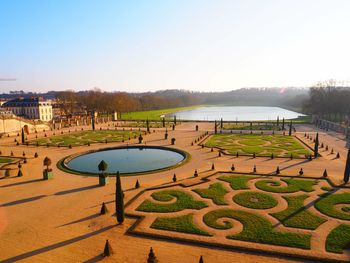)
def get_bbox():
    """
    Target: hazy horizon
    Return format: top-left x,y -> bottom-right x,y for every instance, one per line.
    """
1,0 -> 350,93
